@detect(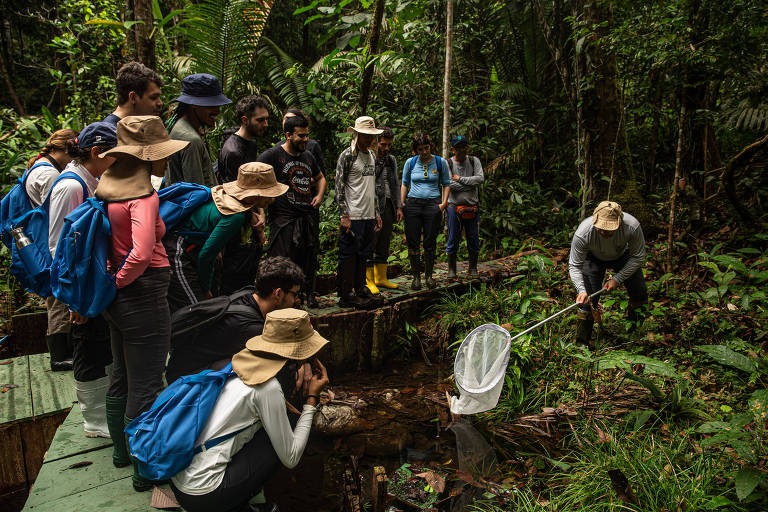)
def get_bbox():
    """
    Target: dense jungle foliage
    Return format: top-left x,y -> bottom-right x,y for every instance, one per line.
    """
1,0 -> 767,509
